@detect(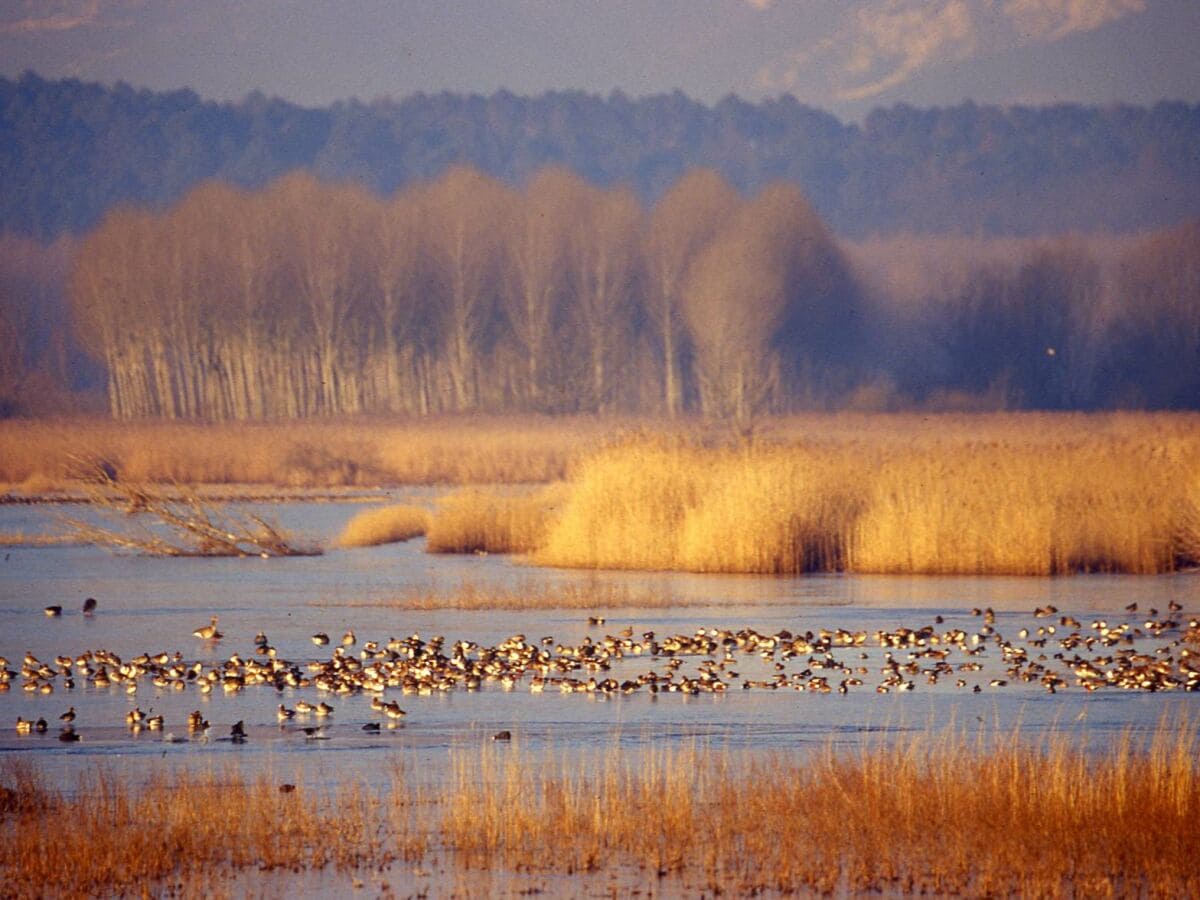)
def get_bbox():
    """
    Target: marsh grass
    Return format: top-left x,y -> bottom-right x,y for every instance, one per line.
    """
0,761 -> 407,899
318,578 -> 690,611
439,718 -> 1200,896
534,415 -> 1200,574
4,720 -> 1197,897
0,416 -> 622,489
336,503 -> 431,547
425,484 -> 568,554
